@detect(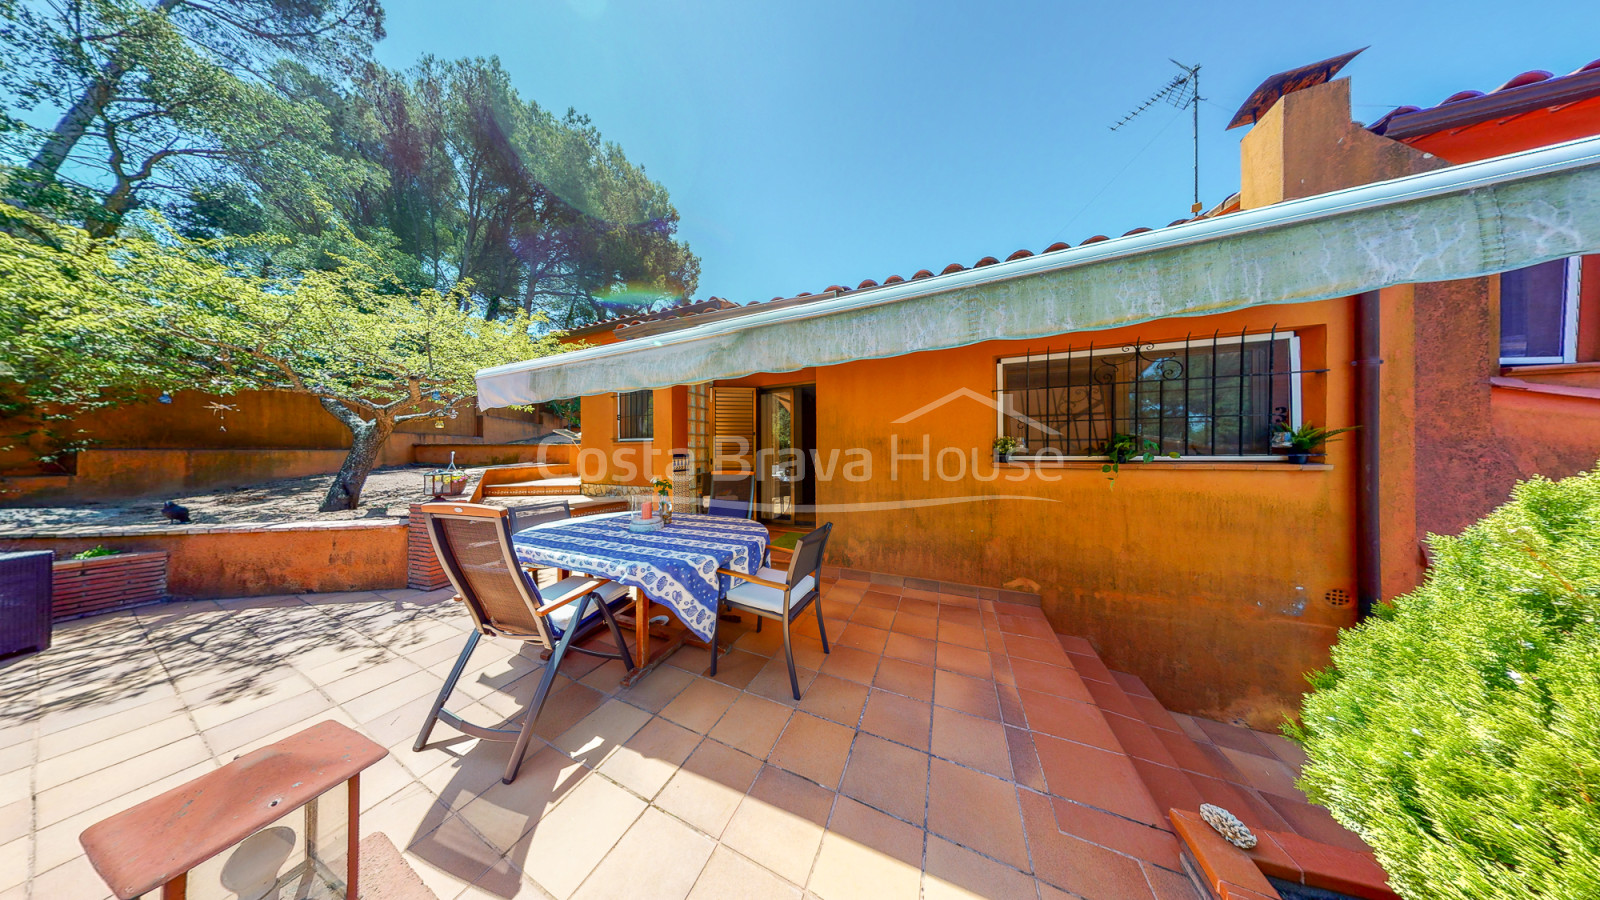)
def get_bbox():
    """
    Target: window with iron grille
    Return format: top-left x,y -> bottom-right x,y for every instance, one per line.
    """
996,330 -> 1309,458
616,390 -> 653,441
